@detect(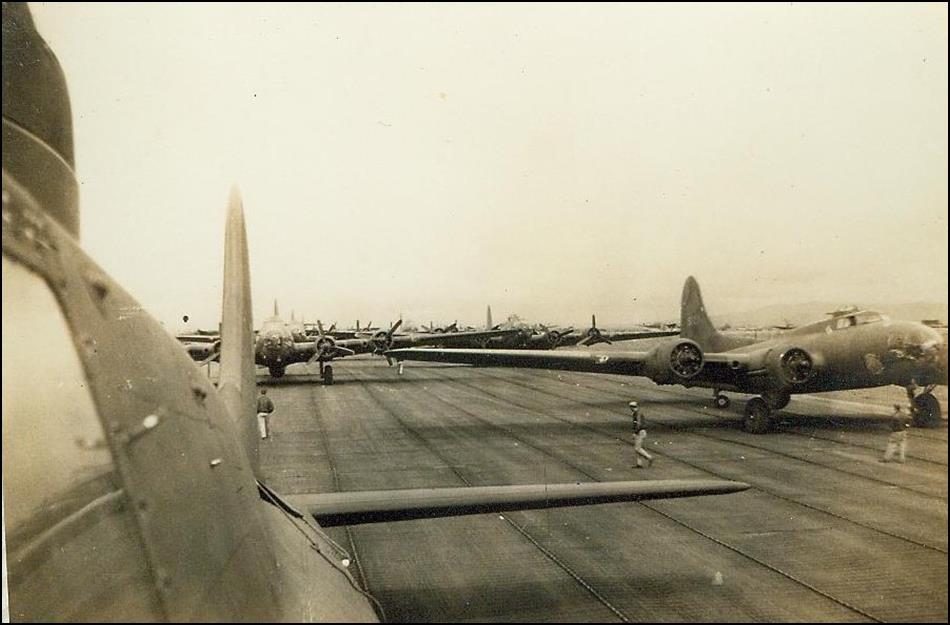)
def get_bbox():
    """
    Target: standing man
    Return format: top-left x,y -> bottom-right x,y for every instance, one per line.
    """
629,401 -> 654,468
257,388 -> 276,439
881,404 -> 910,463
